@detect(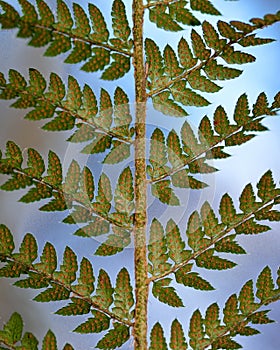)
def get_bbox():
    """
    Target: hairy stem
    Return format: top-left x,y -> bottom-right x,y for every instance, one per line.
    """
132,0 -> 149,349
